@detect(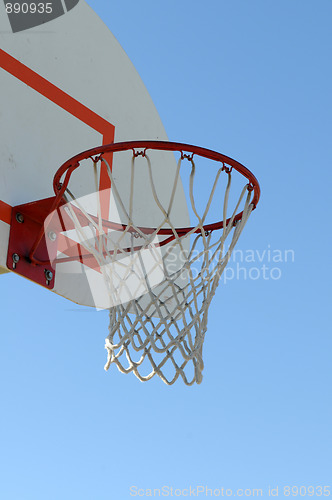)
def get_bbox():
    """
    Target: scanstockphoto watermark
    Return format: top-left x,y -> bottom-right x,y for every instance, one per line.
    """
130,485 -> 331,497
130,486 -> 264,497
222,245 -> 295,284
166,245 -> 295,284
